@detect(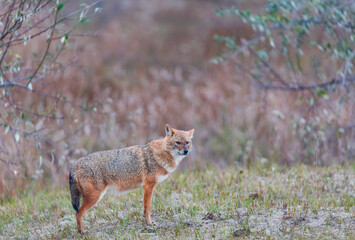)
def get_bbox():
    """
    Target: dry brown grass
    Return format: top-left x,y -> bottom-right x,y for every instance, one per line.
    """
0,0 -> 354,196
